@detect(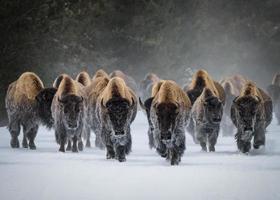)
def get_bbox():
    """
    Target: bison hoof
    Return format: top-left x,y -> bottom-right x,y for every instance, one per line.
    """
29,143 -> 36,150
117,157 -> 126,162
171,158 -> 180,165
78,142 -> 83,151
59,147 -> 65,153
22,140 -> 28,148
209,146 -> 215,152
10,138 -> 19,148
86,140 -> 91,148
